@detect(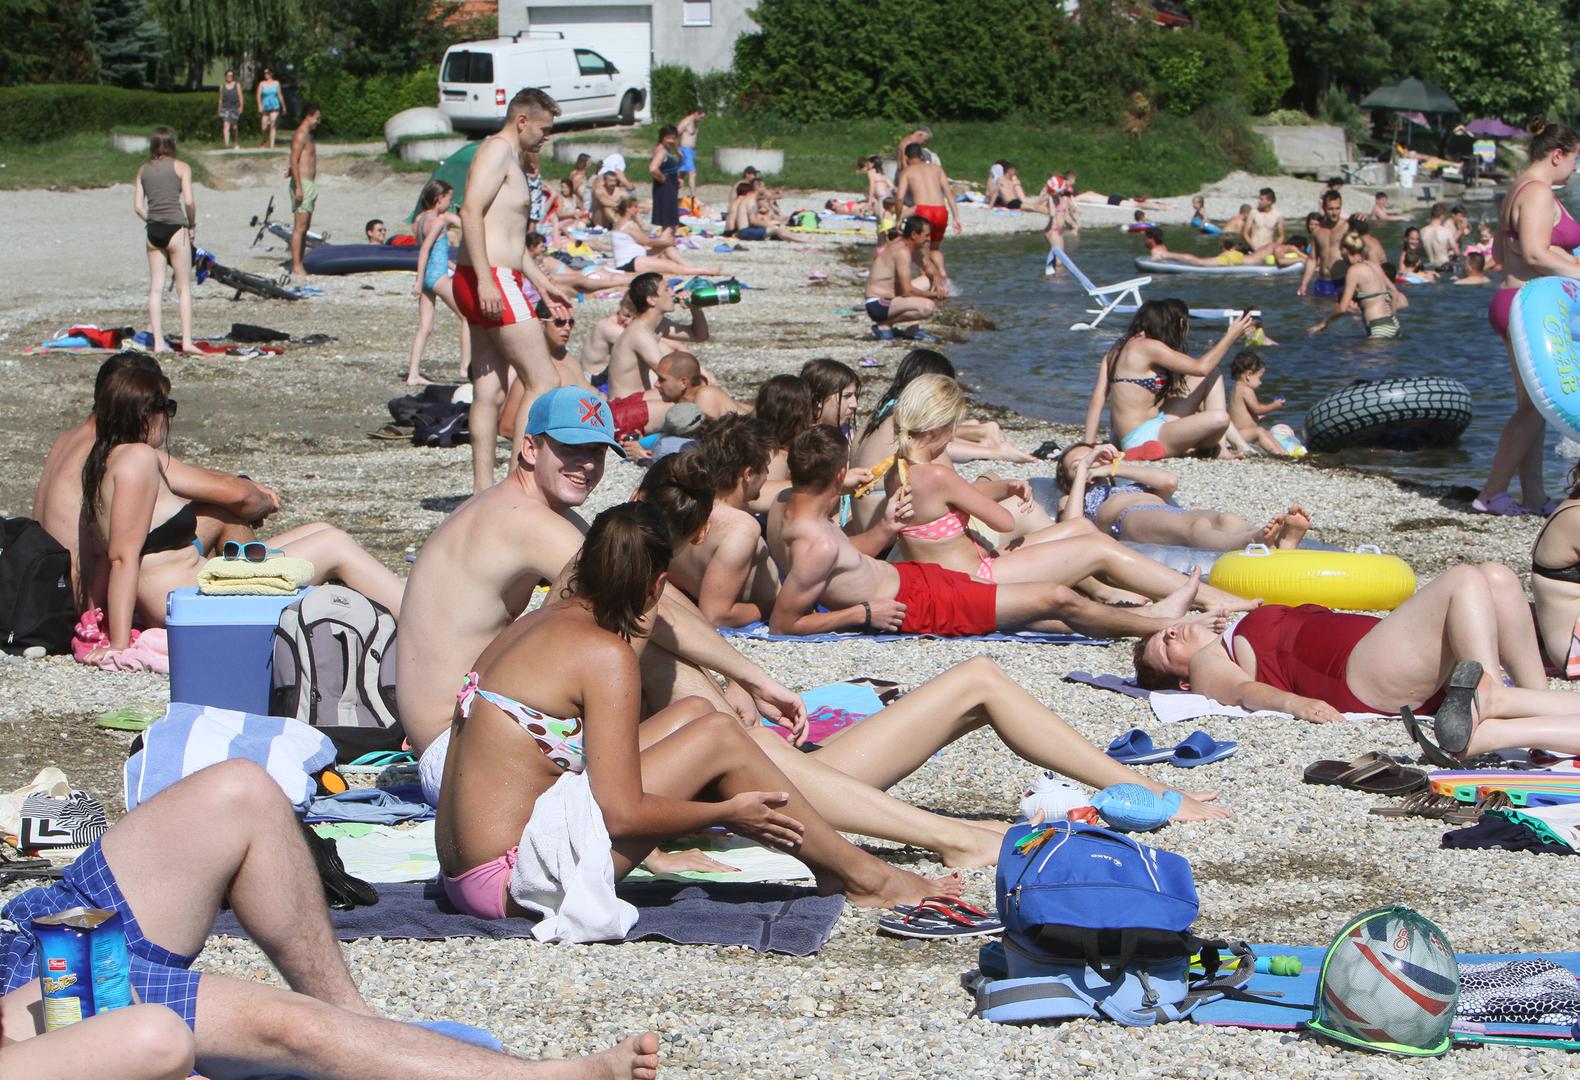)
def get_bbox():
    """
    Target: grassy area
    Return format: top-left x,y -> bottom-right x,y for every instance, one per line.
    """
0,133 -> 213,190
619,112 -> 1278,195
